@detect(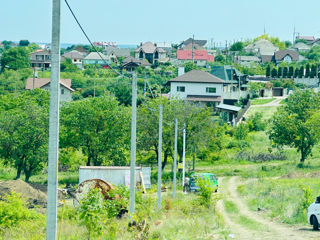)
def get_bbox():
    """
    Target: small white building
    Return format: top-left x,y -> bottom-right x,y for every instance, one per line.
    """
26,78 -> 74,102
62,50 -> 84,69
169,69 -> 224,106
